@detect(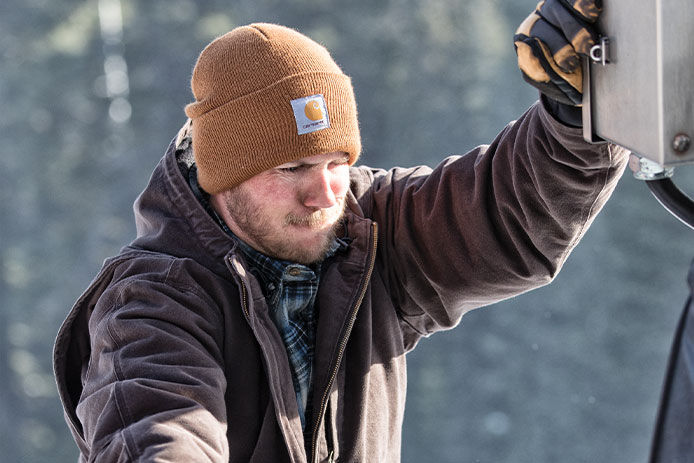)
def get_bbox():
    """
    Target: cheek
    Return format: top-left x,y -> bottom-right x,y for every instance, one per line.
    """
266,183 -> 291,199
244,175 -> 297,210
259,177 -> 295,201
331,167 -> 350,197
